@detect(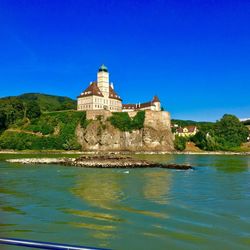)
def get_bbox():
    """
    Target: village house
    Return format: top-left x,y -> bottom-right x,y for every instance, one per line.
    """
77,65 -> 161,112
175,125 -> 198,137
